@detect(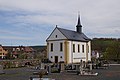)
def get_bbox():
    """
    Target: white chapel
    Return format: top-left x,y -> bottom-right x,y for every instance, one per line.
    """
46,15 -> 91,64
